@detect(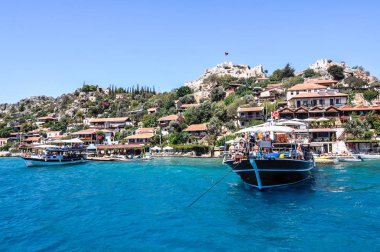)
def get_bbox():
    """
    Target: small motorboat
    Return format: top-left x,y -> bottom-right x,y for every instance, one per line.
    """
353,153 -> 380,160
337,156 -> 363,162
